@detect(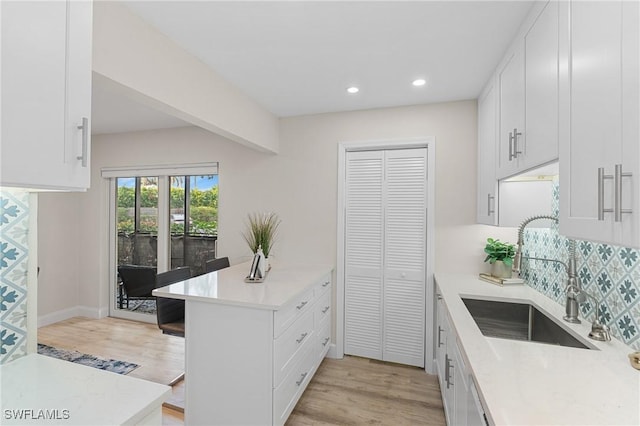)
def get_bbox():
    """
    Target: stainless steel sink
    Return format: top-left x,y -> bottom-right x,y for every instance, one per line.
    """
461,298 -> 593,350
